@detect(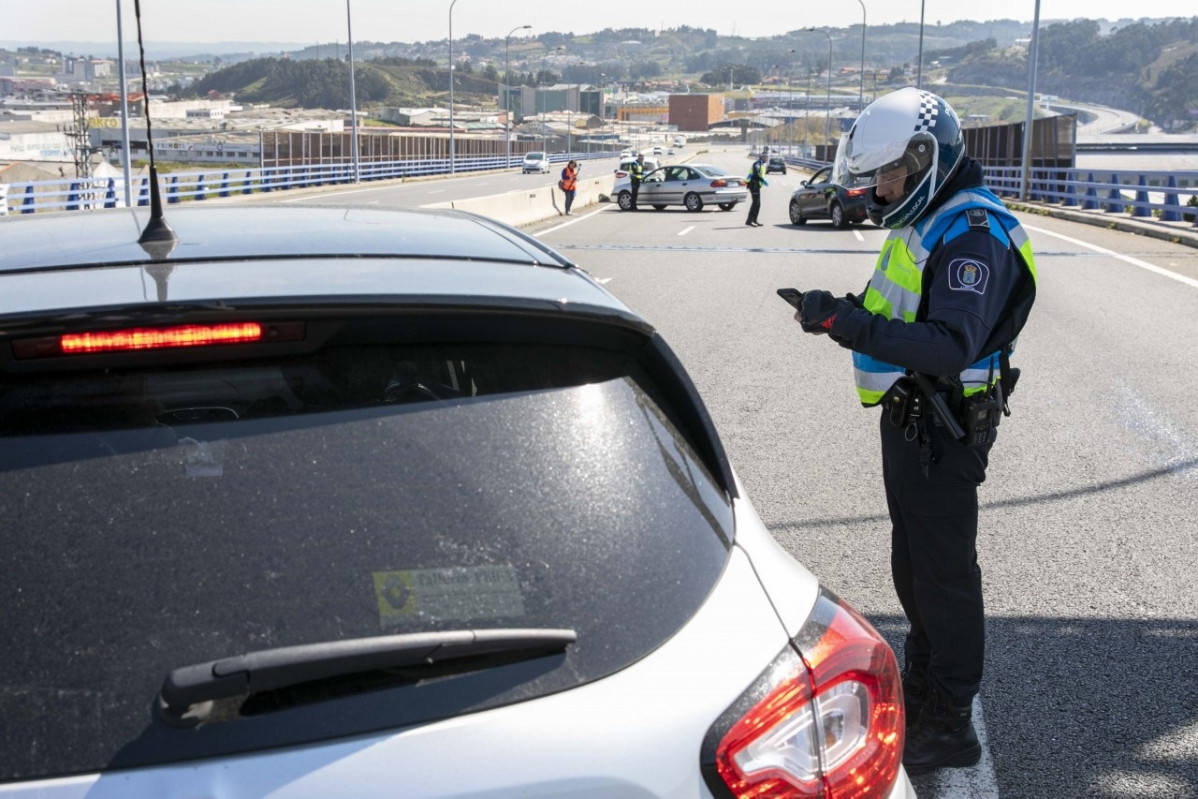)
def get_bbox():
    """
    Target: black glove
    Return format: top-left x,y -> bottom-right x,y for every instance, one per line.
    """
799,290 -> 842,335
